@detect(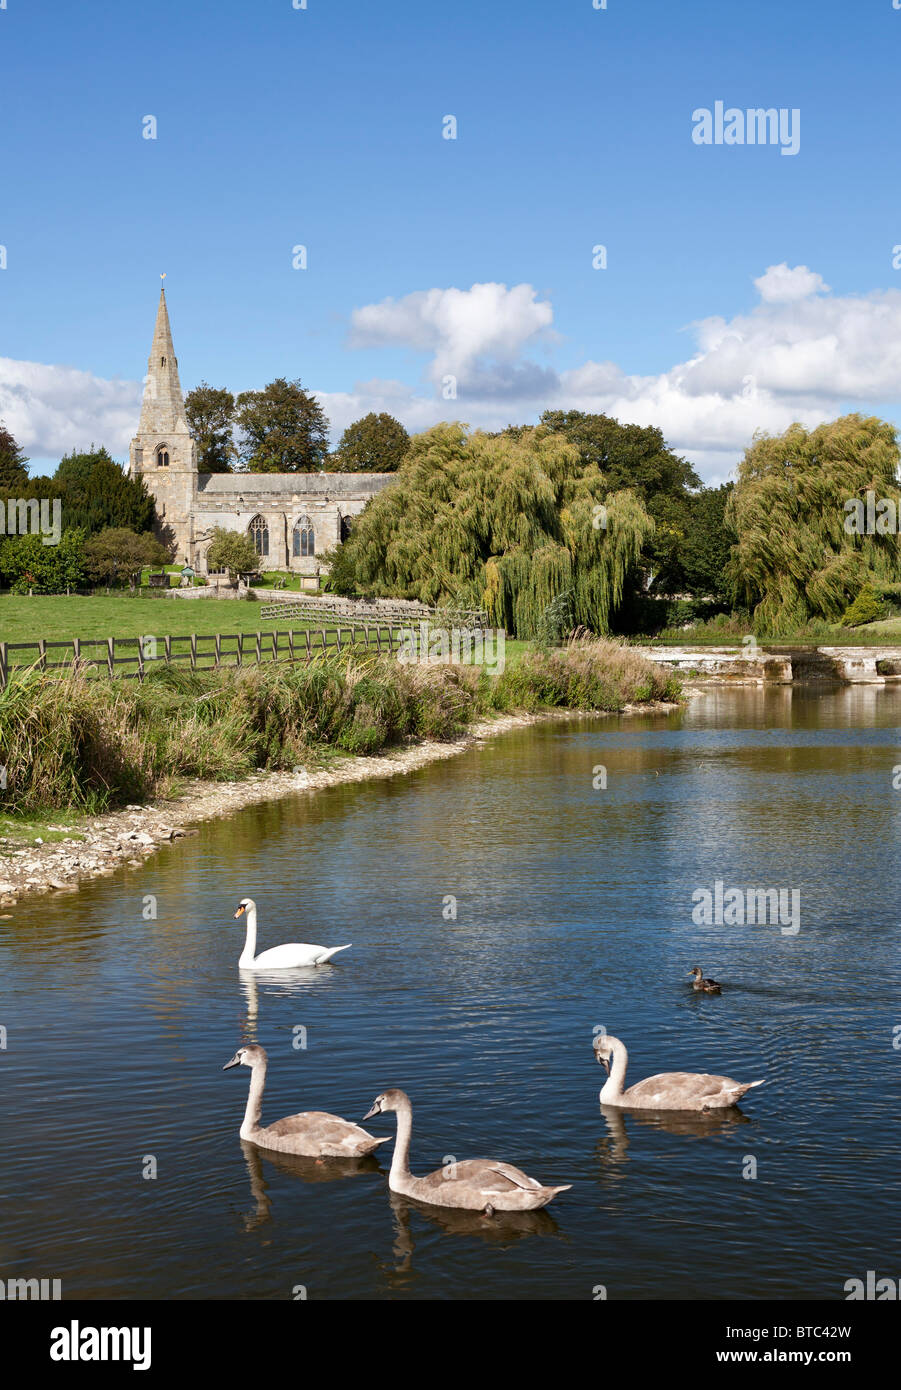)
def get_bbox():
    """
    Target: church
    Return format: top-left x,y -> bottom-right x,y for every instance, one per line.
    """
128,287 -> 395,579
